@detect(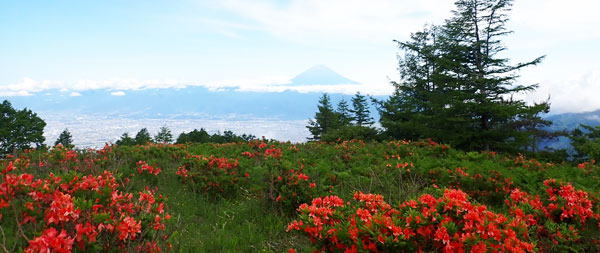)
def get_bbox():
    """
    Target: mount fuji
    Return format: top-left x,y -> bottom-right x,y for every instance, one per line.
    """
3,65 -> 377,120
289,65 -> 359,86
